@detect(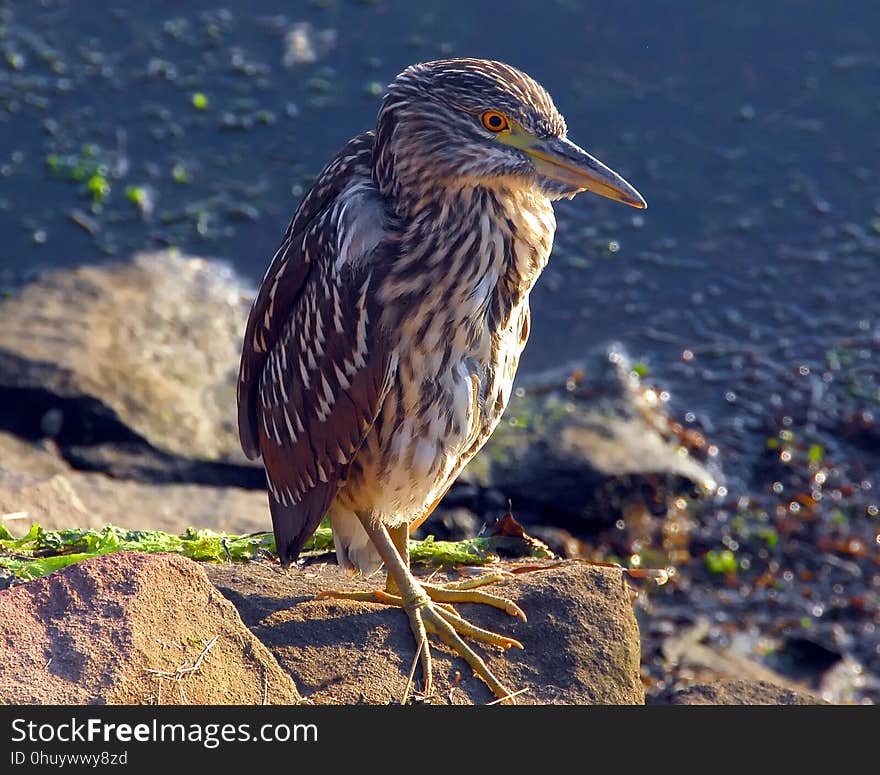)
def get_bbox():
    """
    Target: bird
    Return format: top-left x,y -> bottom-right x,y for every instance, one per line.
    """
237,58 -> 645,702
